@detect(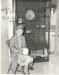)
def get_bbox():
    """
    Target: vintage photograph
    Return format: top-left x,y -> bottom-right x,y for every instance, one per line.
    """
0,0 -> 59,75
